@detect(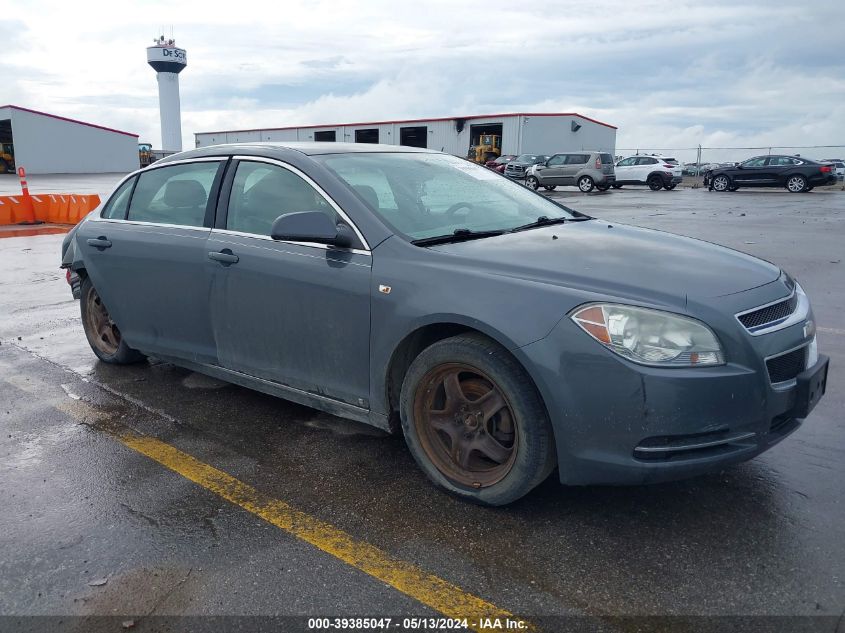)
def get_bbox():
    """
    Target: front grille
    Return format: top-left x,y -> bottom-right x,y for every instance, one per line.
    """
766,347 -> 806,383
738,294 -> 798,330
